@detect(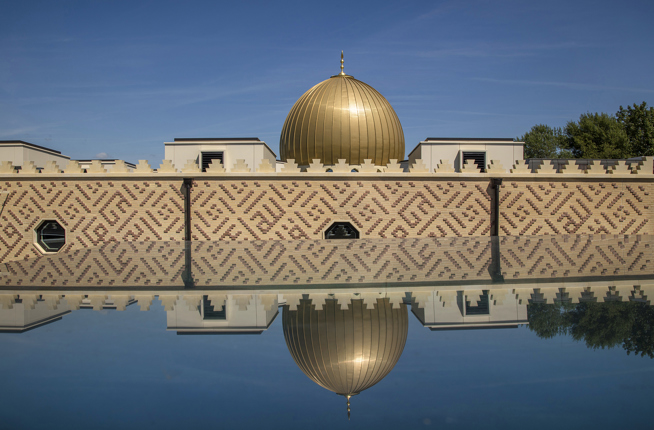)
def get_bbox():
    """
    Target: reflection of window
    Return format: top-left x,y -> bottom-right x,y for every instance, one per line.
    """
36,220 -> 65,252
325,222 -> 359,239
465,293 -> 490,315
462,151 -> 486,173
201,152 -> 224,172
202,296 -> 226,320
